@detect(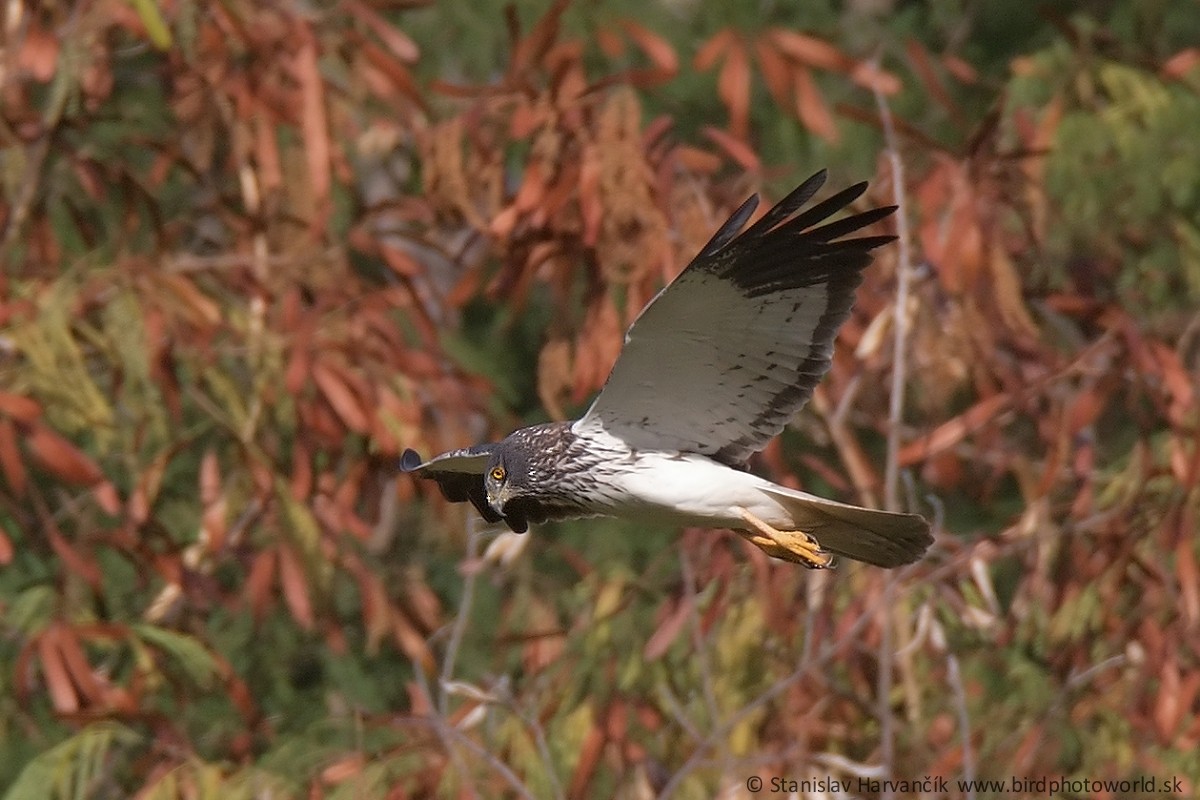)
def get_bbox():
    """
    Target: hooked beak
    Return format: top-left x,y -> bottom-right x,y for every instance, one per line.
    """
487,484 -> 511,516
